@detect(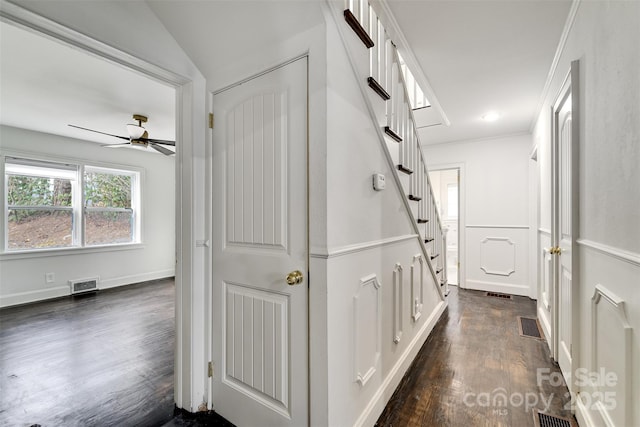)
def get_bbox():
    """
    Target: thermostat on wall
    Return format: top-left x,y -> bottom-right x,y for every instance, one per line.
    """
373,173 -> 386,191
